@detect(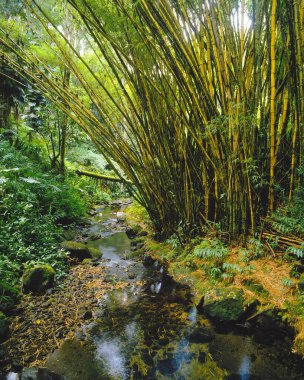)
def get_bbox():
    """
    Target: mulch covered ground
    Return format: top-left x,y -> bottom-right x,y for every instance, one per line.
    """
1,262 -> 119,374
